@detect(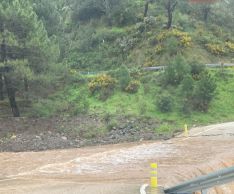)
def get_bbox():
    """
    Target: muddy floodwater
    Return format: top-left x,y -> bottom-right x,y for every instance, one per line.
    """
0,122 -> 234,194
